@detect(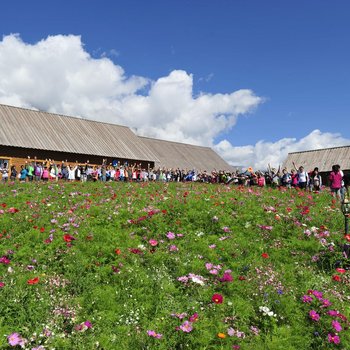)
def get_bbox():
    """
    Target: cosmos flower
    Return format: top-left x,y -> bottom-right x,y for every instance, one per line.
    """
212,293 -> 223,304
